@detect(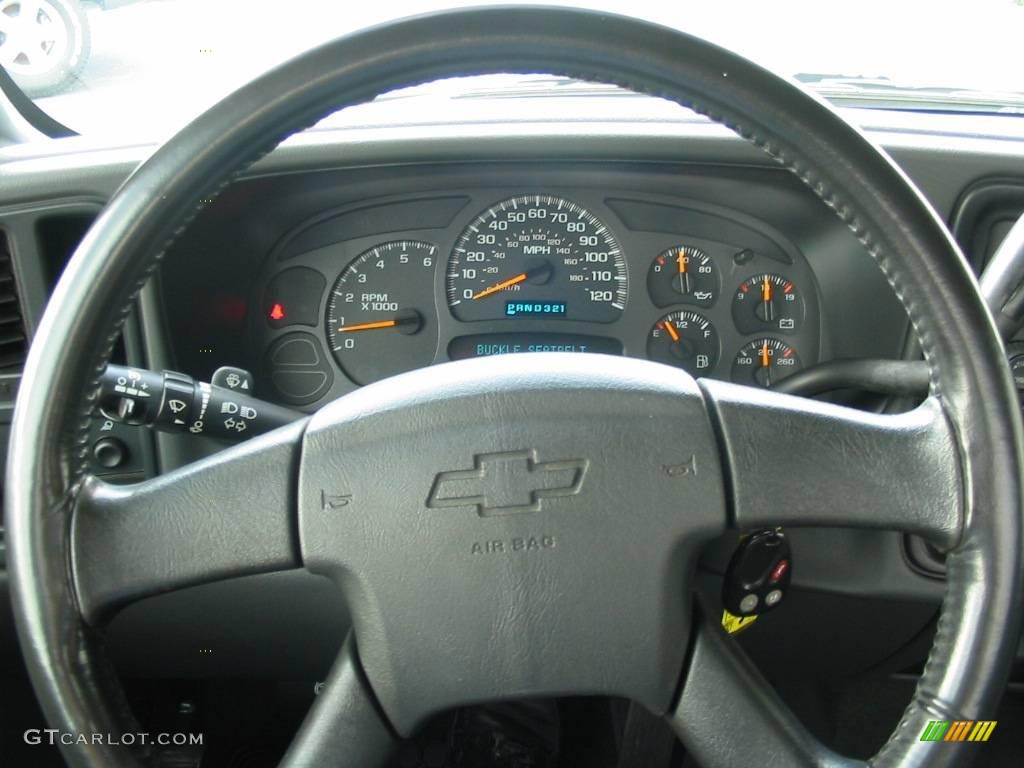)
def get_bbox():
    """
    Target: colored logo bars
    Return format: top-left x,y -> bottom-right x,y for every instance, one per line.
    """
919,720 -> 997,743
